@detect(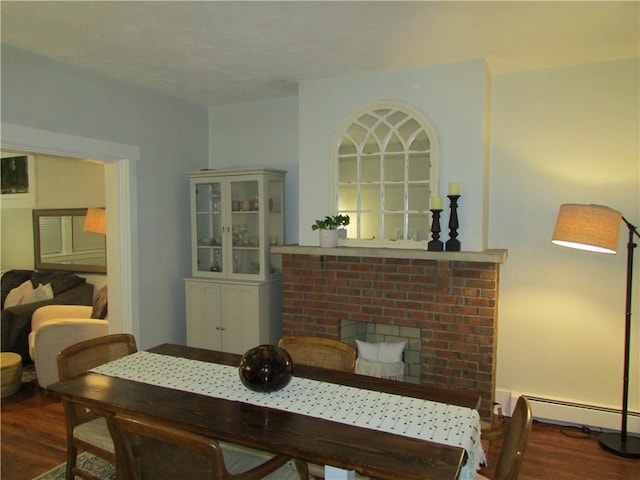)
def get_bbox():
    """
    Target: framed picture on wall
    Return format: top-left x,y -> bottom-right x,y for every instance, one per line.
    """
1,153 -> 36,209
